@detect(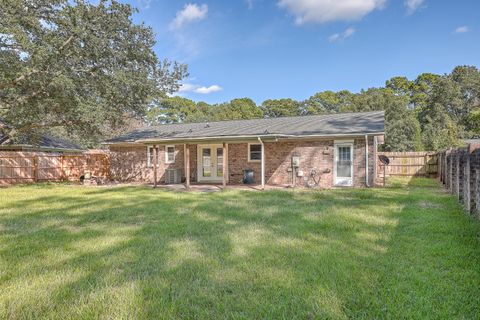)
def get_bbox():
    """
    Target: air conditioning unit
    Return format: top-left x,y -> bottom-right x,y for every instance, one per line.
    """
165,169 -> 181,184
